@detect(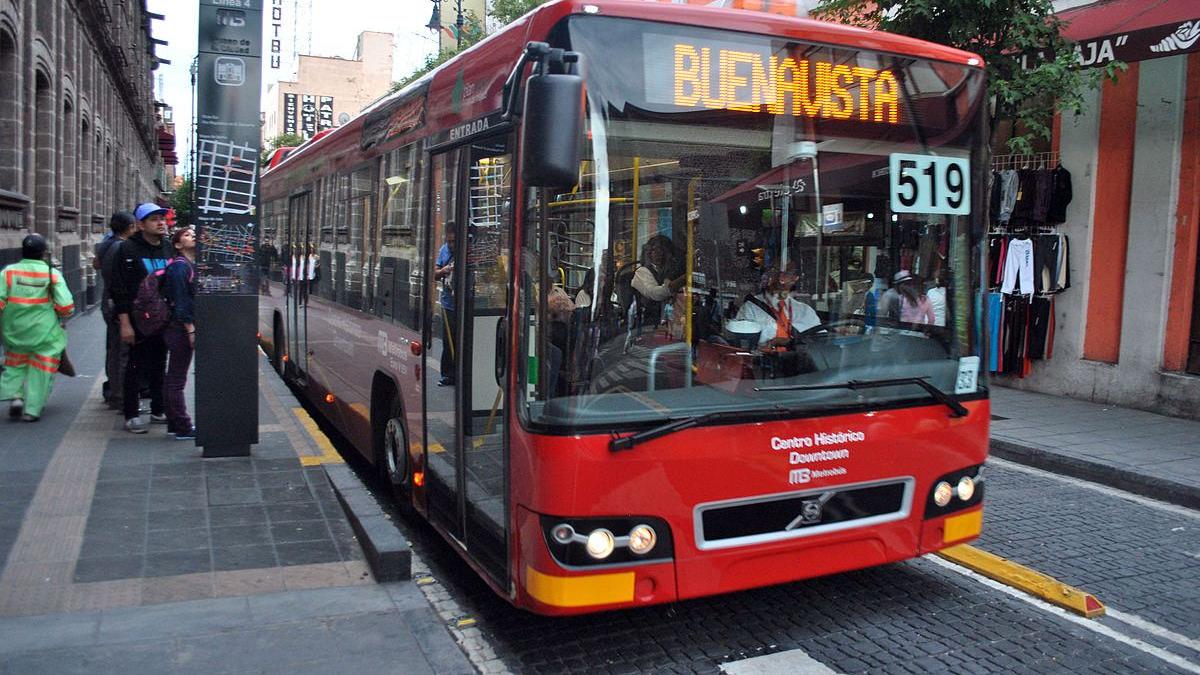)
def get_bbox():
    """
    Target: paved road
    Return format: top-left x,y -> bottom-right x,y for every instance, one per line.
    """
356,455 -> 1200,674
